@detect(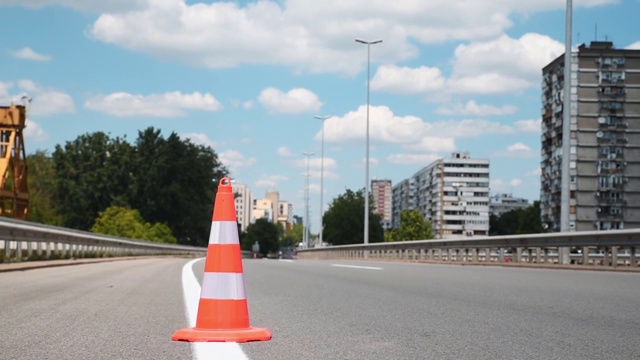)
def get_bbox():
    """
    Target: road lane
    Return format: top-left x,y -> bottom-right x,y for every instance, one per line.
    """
209,259 -> 640,360
0,258 -> 192,360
